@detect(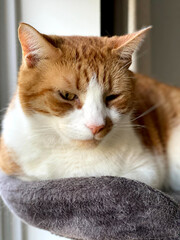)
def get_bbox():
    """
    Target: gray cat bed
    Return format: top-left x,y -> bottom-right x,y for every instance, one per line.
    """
0,173 -> 180,240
